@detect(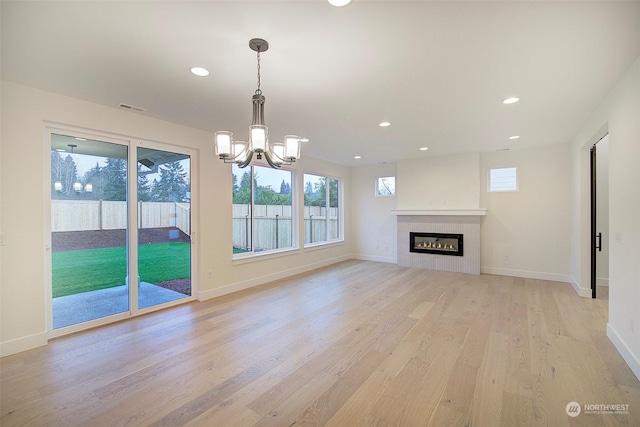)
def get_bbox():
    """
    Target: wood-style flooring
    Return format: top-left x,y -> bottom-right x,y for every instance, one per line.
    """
1,260 -> 639,426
